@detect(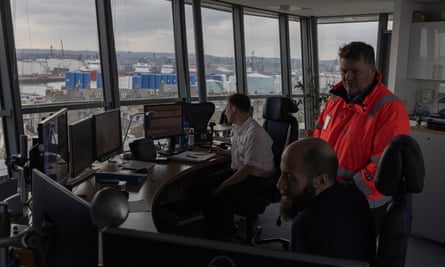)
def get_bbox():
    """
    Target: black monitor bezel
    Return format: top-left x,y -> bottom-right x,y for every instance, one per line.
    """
68,116 -> 95,178
36,108 -> 69,182
31,168 -> 98,267
102,227 -> 370,267
93,108 -> 123,162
